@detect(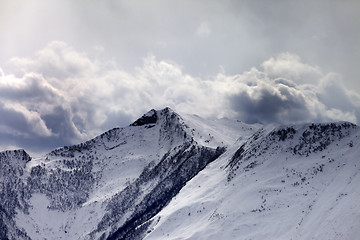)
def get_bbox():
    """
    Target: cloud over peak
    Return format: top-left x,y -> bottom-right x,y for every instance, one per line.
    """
261,53 -> 322,84
0,42 -> 359,154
